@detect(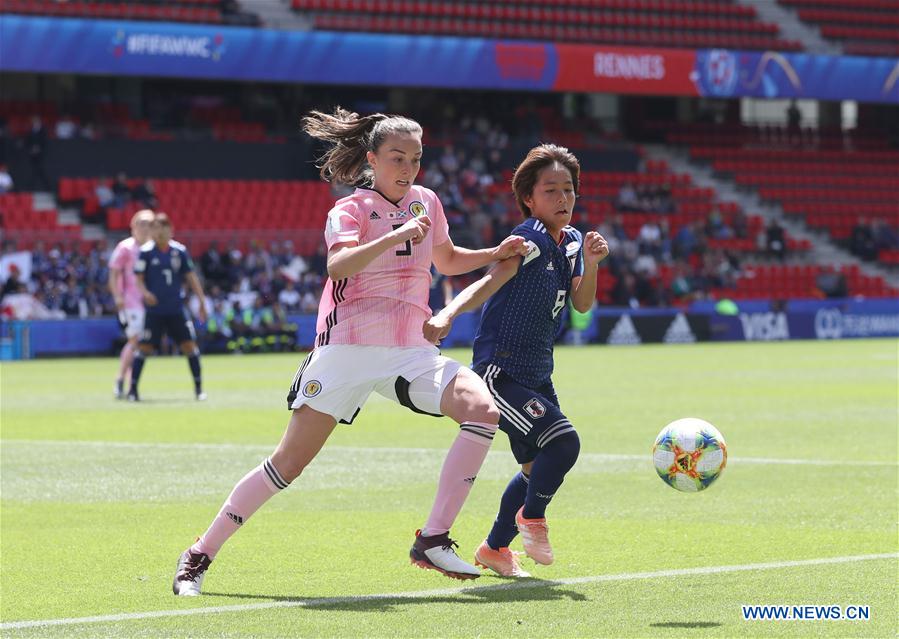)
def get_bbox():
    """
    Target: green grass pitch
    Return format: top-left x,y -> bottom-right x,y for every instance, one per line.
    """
1,340 -> 897,637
